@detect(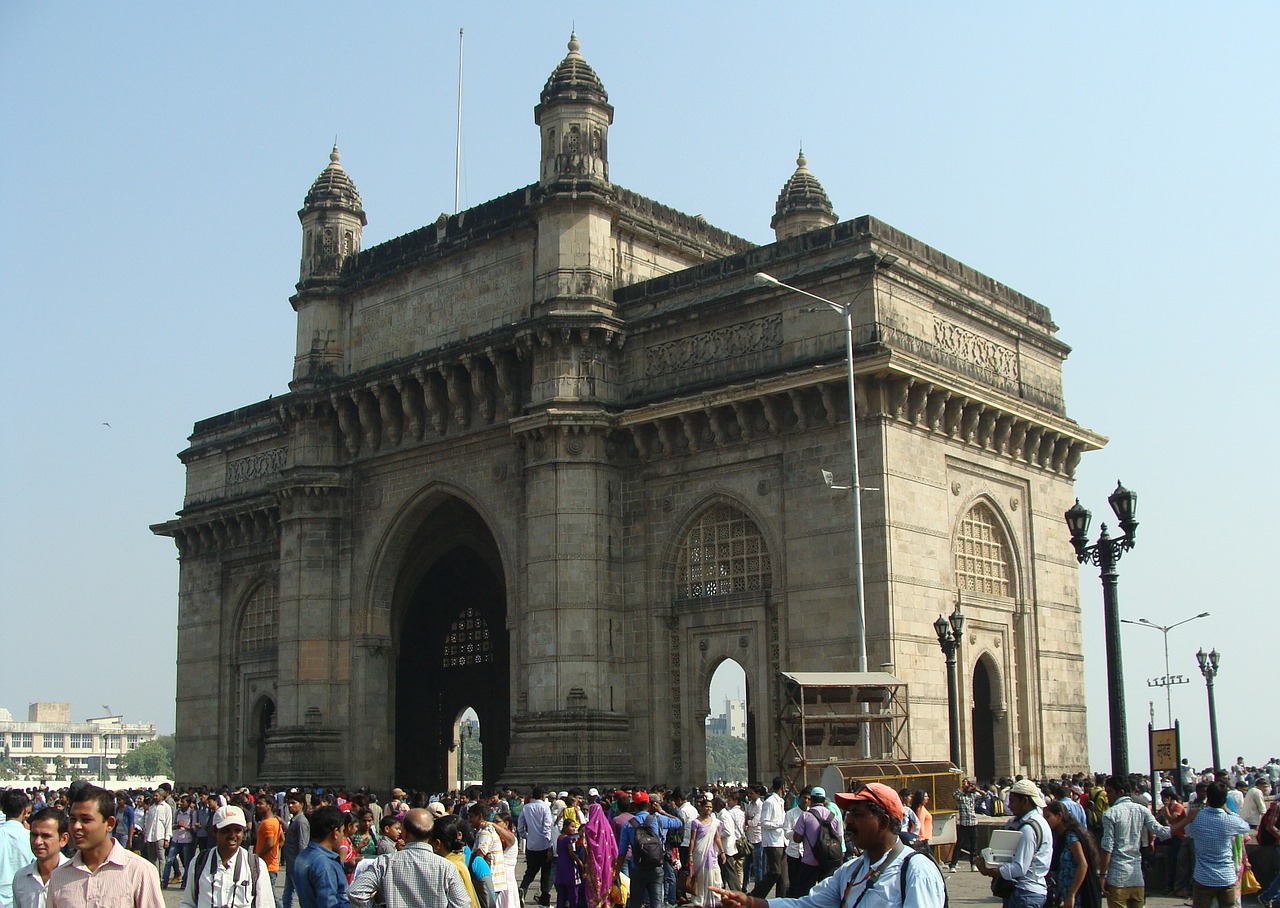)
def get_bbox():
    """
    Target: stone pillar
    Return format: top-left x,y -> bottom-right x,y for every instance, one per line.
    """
260,467 -> 349,786
502,419 -> 634,786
